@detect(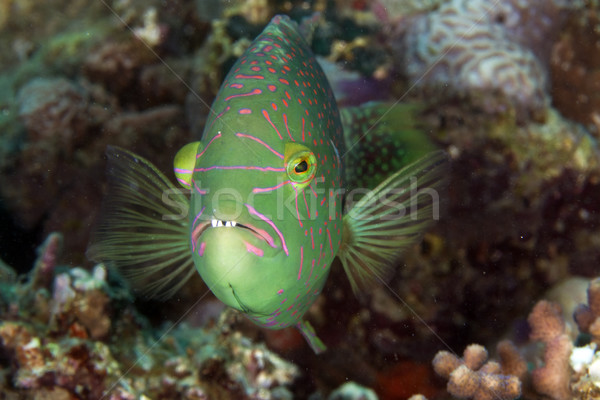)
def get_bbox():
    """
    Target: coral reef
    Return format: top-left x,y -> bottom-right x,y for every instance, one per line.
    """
570,343 -> 600,397
0,233 -> 300,399
327,382 -> 378,400
390,0 -> 569,120
550,2 -> 600,133
1,1 -> 600,400
574,277 -> 600,344
528,300 -> 573,400
432,343 -> 523,400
